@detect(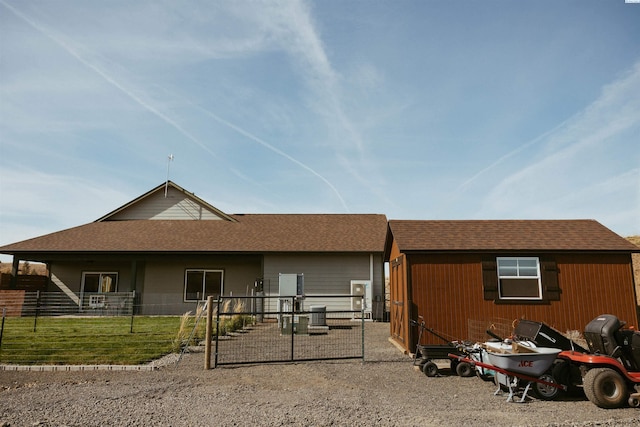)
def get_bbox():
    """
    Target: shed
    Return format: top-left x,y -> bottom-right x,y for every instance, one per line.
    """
385,219 -> 639,352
